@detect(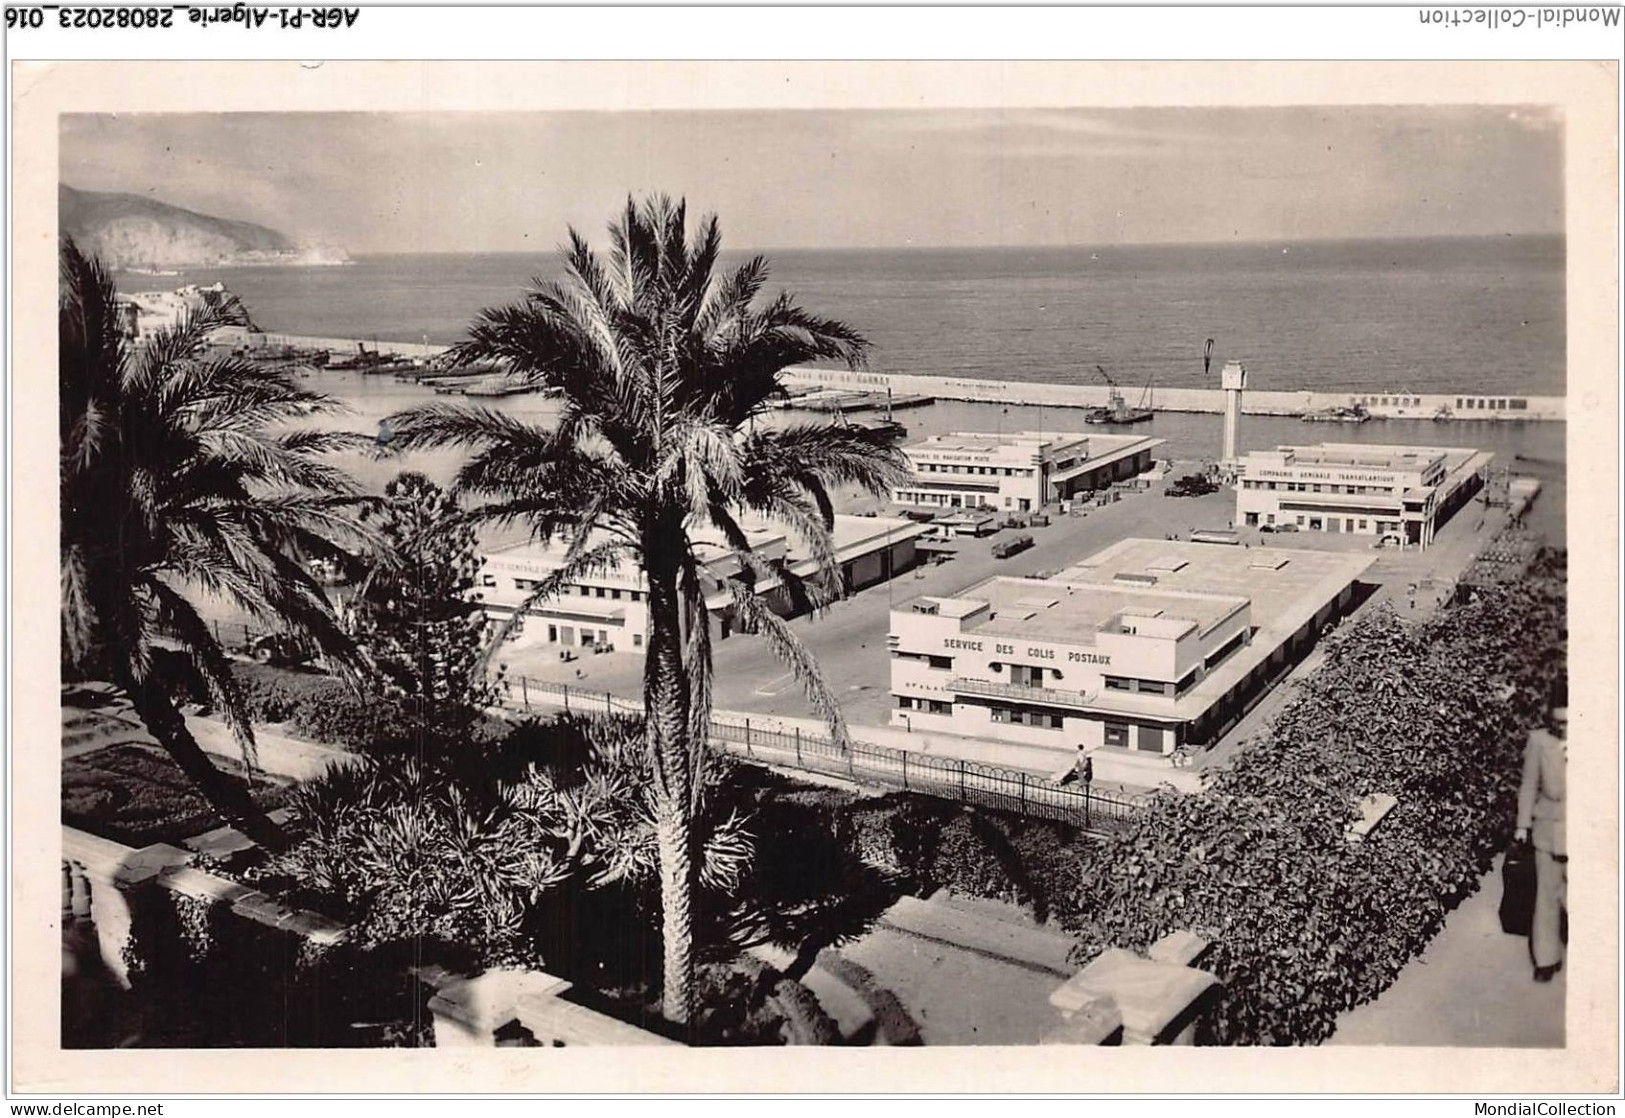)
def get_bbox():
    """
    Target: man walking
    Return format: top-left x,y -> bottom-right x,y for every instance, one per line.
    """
1515,698 -> 1568,982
